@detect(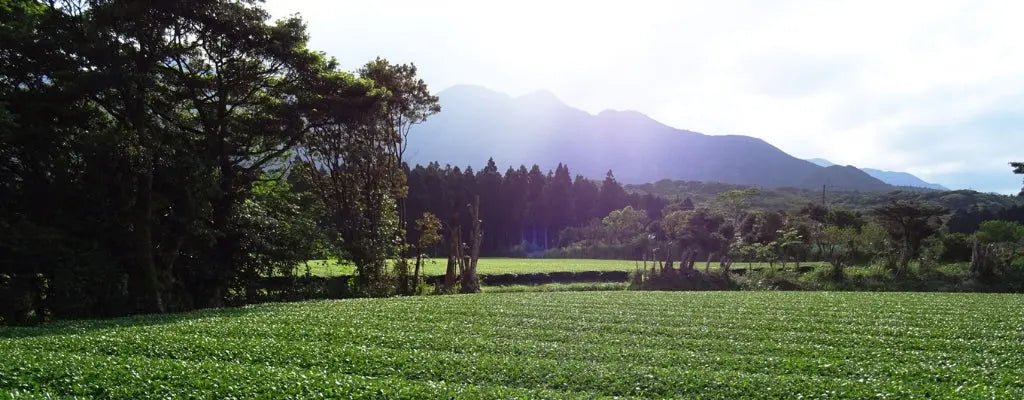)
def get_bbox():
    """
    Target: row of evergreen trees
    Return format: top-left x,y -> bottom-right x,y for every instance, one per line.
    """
404,159 -> 668,255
